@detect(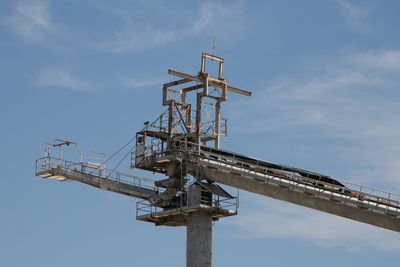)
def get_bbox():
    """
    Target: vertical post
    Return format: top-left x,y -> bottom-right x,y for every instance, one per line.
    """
186,184 -> 212,267
195,93 -> 202,147
201,53 -> 206,74
214,100 -> 221,149
187,106 -> 192,133
218,60 -> 223,80
168,100 -> 174,137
